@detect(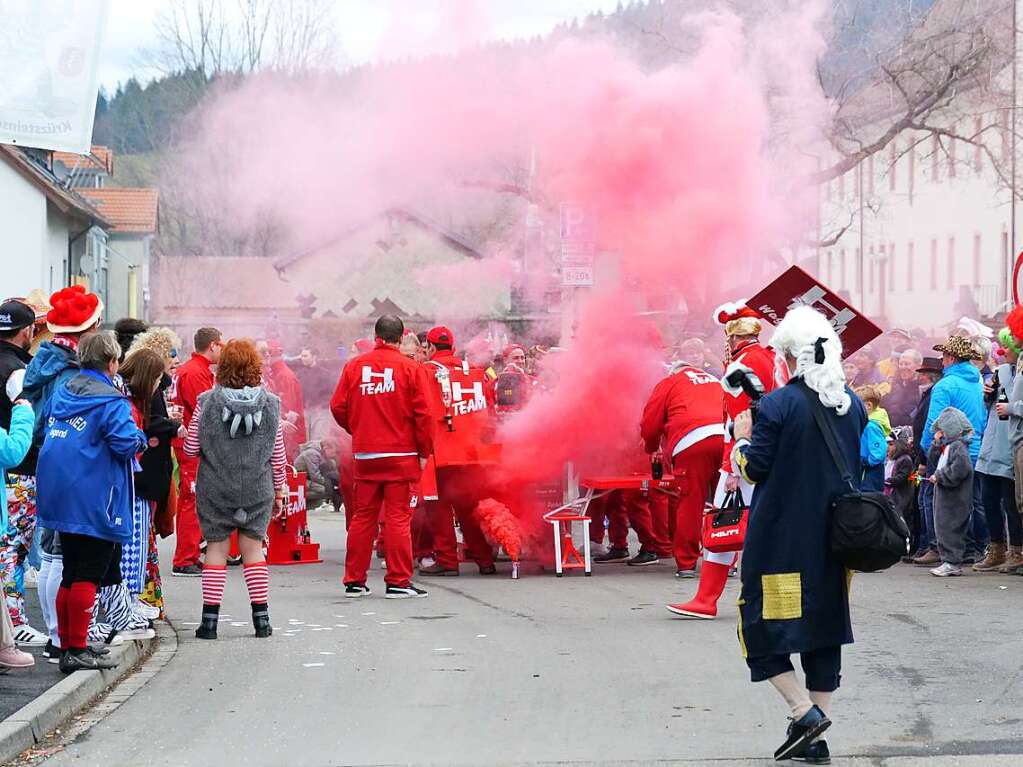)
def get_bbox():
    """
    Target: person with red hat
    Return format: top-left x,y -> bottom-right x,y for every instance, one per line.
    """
330,315 -> 433,598
667,301 -> 786,619
419,326 -> 500,576
641,360 -> 726,577
258,339 -> 308,463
